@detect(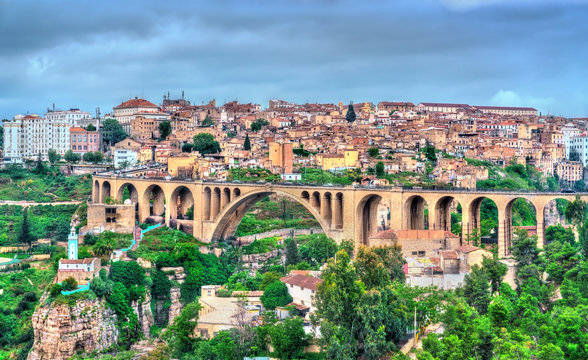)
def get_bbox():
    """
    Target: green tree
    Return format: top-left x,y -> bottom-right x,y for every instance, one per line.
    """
47,149 -> 61,163
109,261 -> 145,287
244,133 -> 251,151
354,246 -> 390,289
268,317 -> 310,360
511,228 -> 540,270
545,224 -> 575,245
375,161 -> 385,177
346,104 -> 356,123
298,234 -> 337,266
260,271 -> 282,291
250,118 -> 269,132
193,133 -> 221,155
85,124 -> 96,131
102,118 -> 127,147
482,255 -> 508,294
158,121 -> 172,140
463,265 -> 491,314
368,147 -> 380,158
565,196 -> 586,228
201,116 -> 214,127
64,149 -> 81,163
165,302 -> 202,357
260,281 -> 292,310
181,143 -> 193,153
35,152 -> 45,173
61,276 -> 78,291
285,238 -> 300,267
90,276 -> 108,297
424,145 -> 437,163
18,208 -> 34,247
